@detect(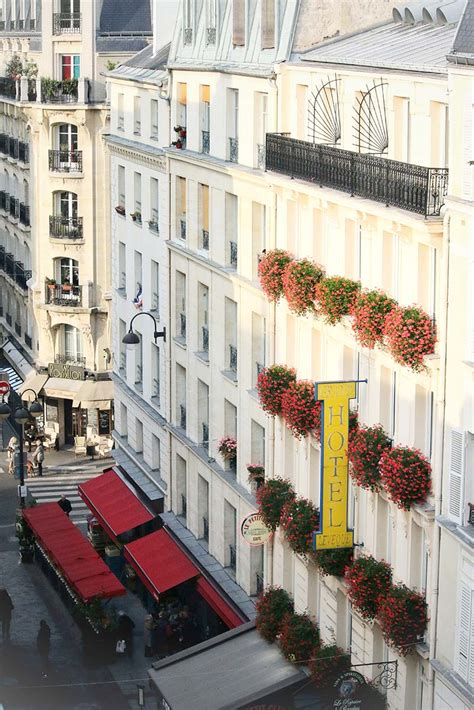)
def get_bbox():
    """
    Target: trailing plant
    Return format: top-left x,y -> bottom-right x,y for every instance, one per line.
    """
217,436 -> 237,462
383,304 -> 436,372
348,424 -> 392,492
256,477 -> 295,532
345,555 -> 392,621
257,364 -> 297,416
312,547 -> 353,577
278,611 -> 320,664
282,258 -> 325,316
280,496 -> 320,556
309,644 -> 351,688
255,586 -> 294,643
281,380 -> 321,439
315,276 -> 360,325
379,446 -> 431,510
258,249 -> 293,302
247,463 -> 265,483
351,289 -> 396,349
377,583 -> 428,656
